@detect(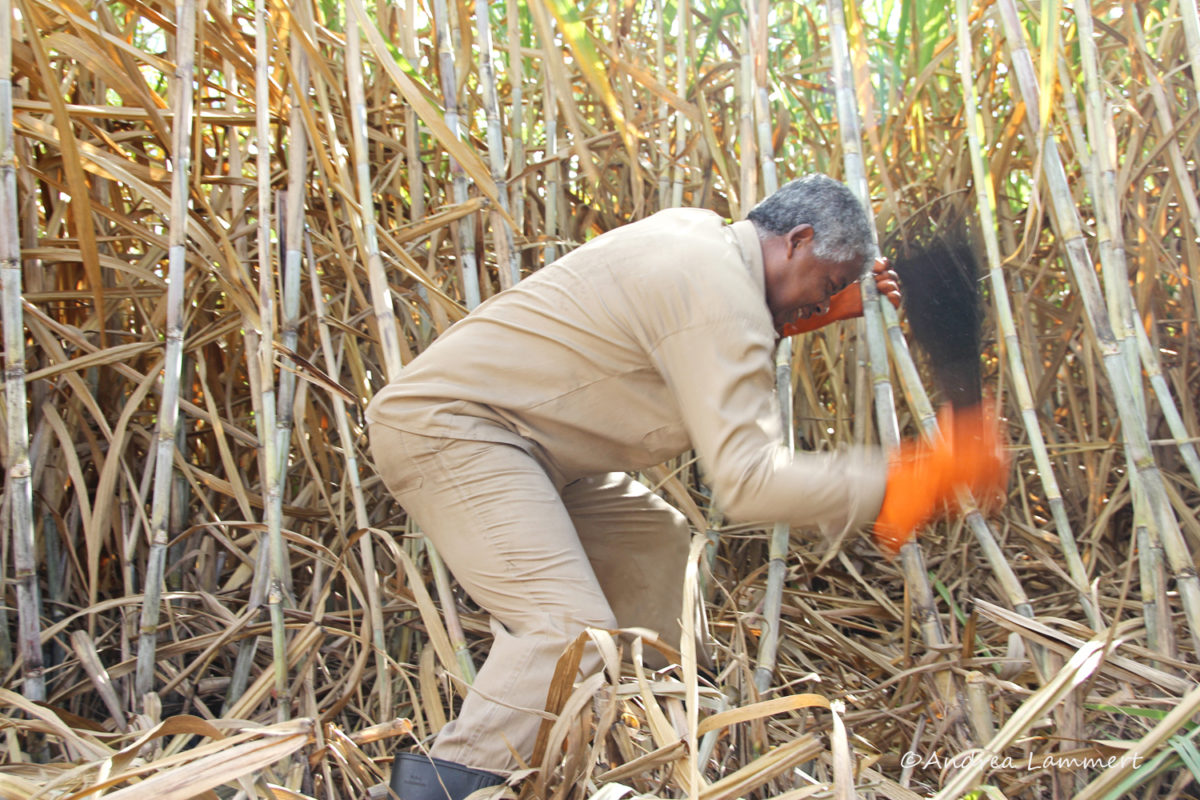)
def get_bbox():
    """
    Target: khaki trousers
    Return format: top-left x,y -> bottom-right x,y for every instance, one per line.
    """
369,424 -> 692,773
